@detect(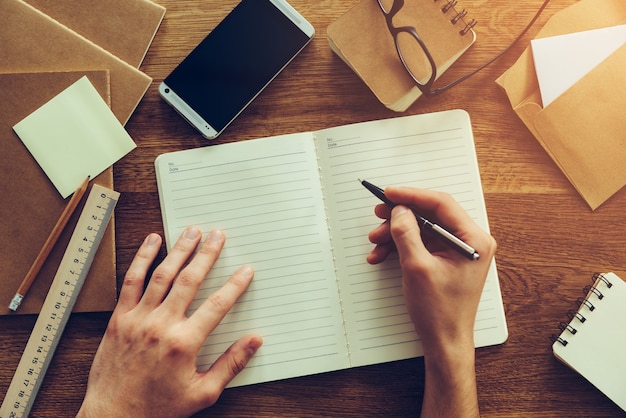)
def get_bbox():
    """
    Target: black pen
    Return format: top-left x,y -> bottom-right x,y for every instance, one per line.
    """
359,179 -> 480,261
